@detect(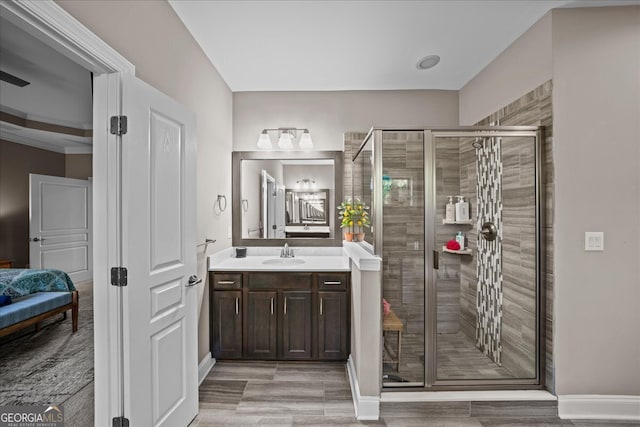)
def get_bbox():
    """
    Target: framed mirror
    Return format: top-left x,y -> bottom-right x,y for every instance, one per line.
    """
232,151 -> 343,246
